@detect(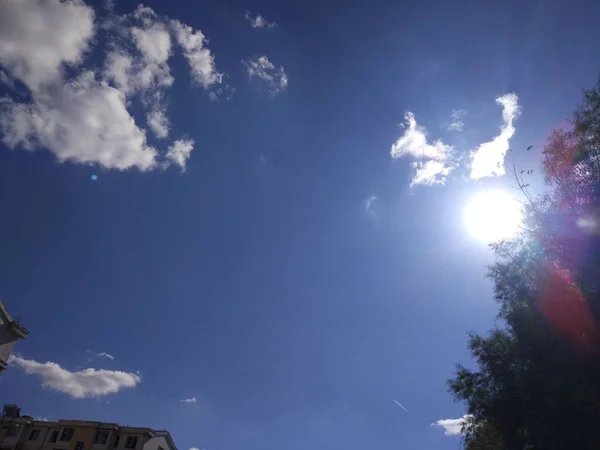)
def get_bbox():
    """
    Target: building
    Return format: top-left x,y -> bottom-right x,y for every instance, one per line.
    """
0,301 -> 29,372
0,406 -> 177,450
